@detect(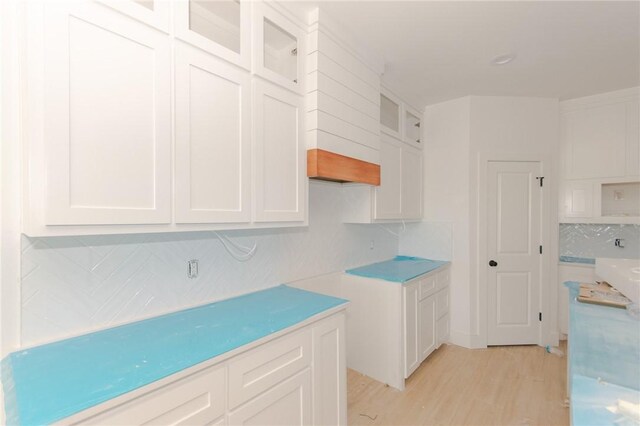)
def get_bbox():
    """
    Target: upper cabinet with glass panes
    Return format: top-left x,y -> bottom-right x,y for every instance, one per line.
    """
403,106 -> 422,149
175,0 -> 251,69
252,2 -> 305,94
